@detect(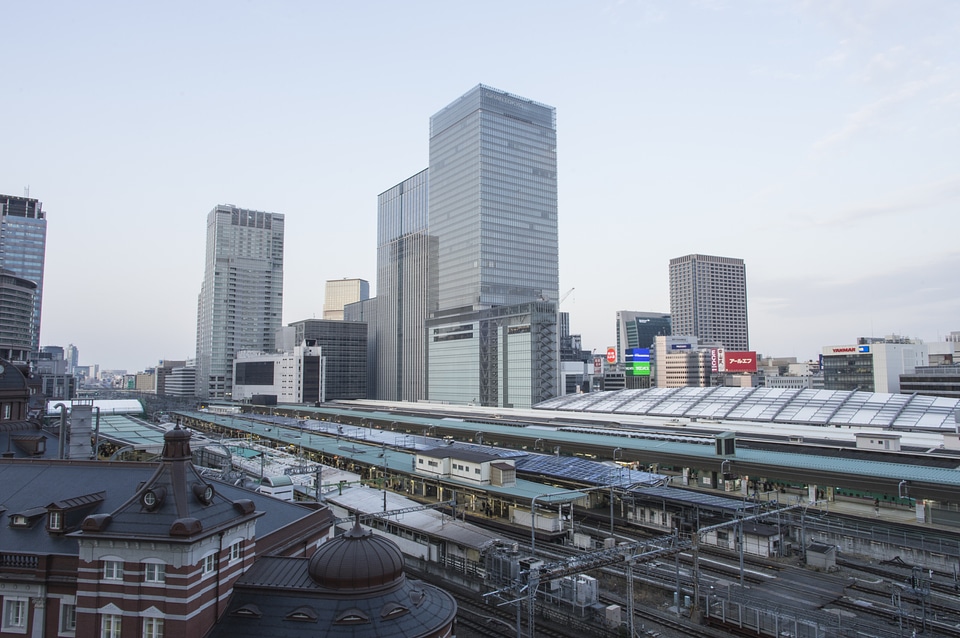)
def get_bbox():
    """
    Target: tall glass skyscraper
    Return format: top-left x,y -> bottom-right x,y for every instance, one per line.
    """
0,194 -> 47,353
376,169 -> 435,401
196,205 -> 284,399
429,85 -> 559,311
669,254 -> 749,351
425,86 -> 560,408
